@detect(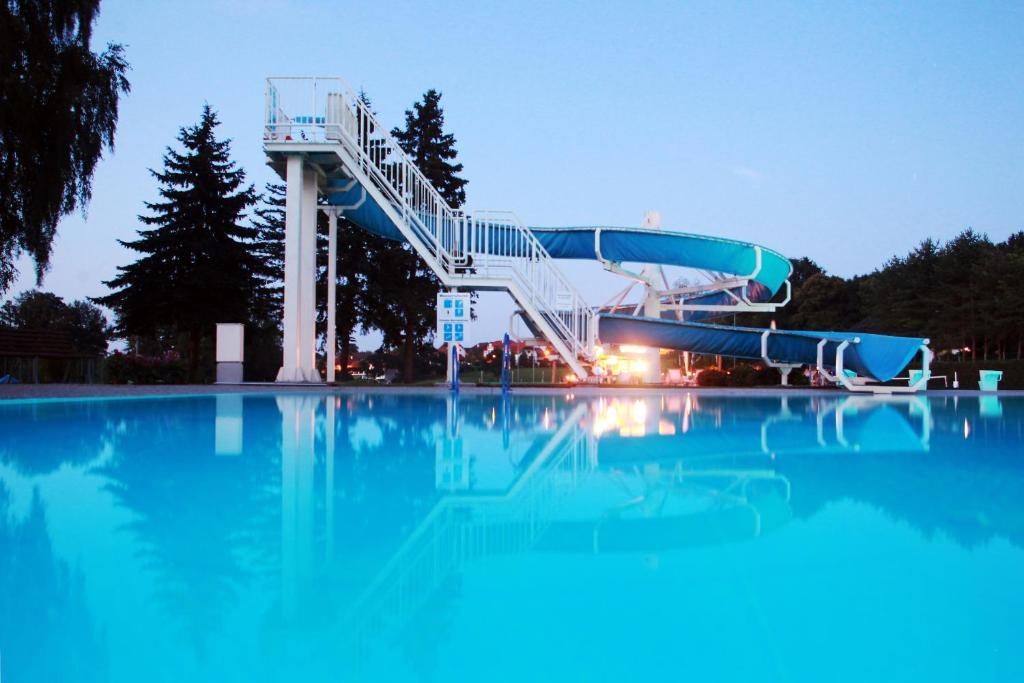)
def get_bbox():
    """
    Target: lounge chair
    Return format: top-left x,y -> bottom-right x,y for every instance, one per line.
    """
376,369 -> 399,384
